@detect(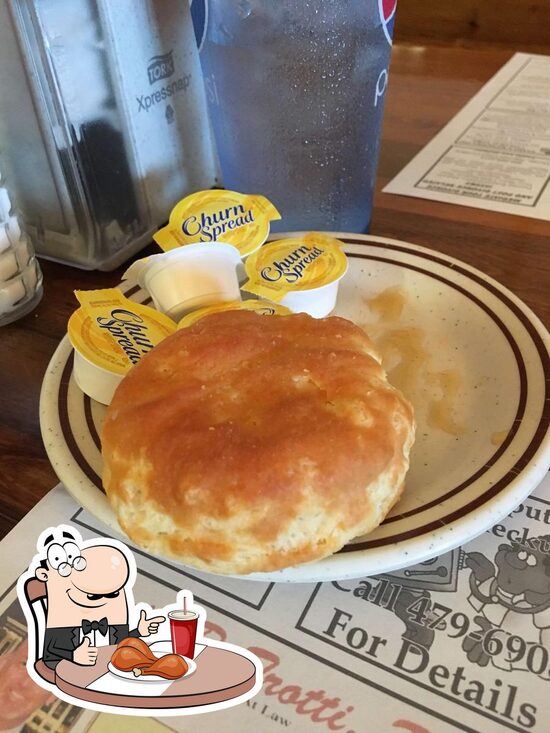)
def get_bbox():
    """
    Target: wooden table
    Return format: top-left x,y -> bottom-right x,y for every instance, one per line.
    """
55,644 -> 257,710
0,44 -> 548,537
